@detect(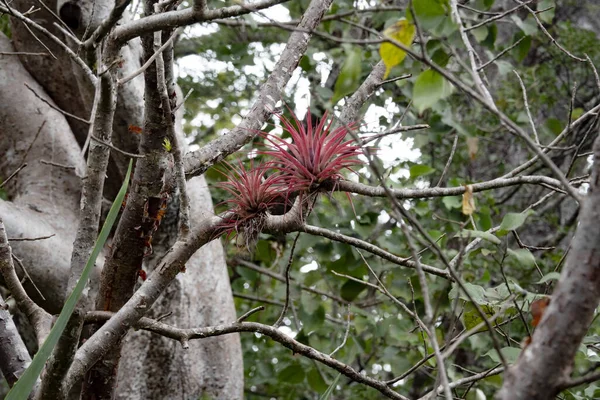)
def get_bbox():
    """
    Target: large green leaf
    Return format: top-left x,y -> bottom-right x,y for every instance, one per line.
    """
485,347 -> 521,364
499,211 -> 533,232
332,48 -> 362,104
412,0 -> 447,30
456,229 -> 501,245
413,69 -> 453,113
6,160 -> 133,400
507,248 -> 536,269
